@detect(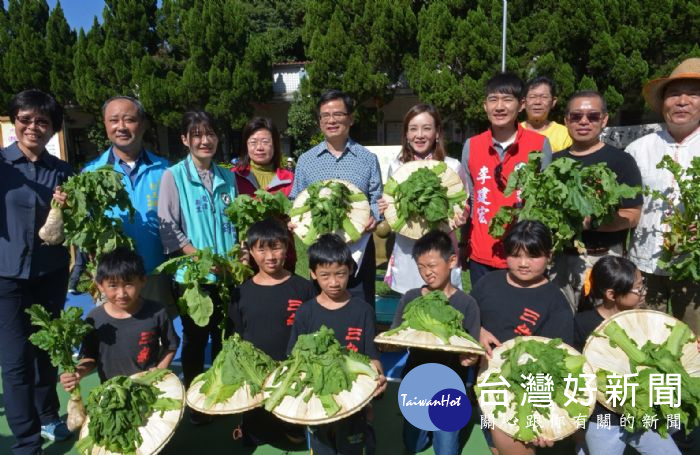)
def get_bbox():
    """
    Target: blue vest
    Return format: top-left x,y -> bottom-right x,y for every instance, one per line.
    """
169,155 -> 237,283
83,148 -> 169,274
